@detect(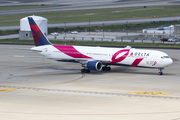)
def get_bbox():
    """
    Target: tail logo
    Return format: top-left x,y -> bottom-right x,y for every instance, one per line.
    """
28,17 -> 51,46
30,26 -> 42,46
